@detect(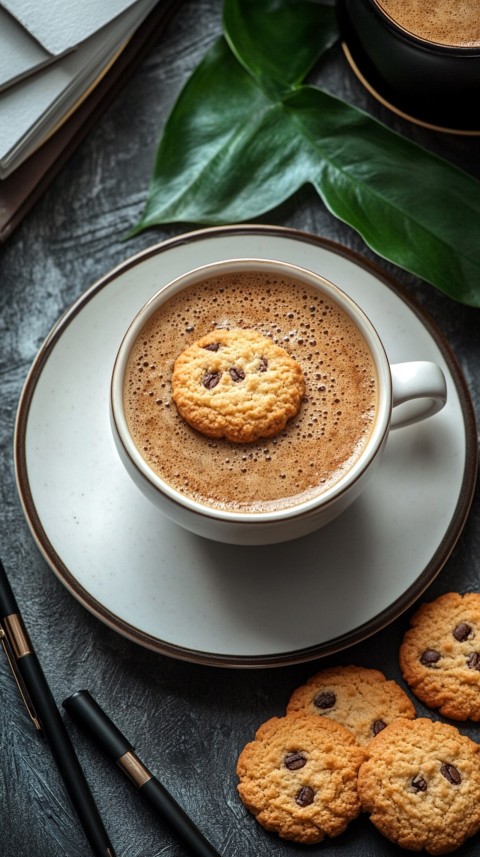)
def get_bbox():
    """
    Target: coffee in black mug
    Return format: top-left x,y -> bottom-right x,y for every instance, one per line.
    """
337,0 -> 480,132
